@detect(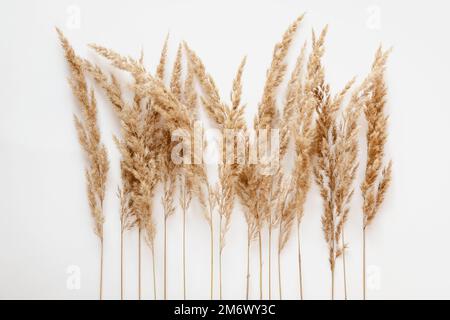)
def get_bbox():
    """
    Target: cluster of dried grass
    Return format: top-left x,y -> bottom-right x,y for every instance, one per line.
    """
58,14 -> 391,300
